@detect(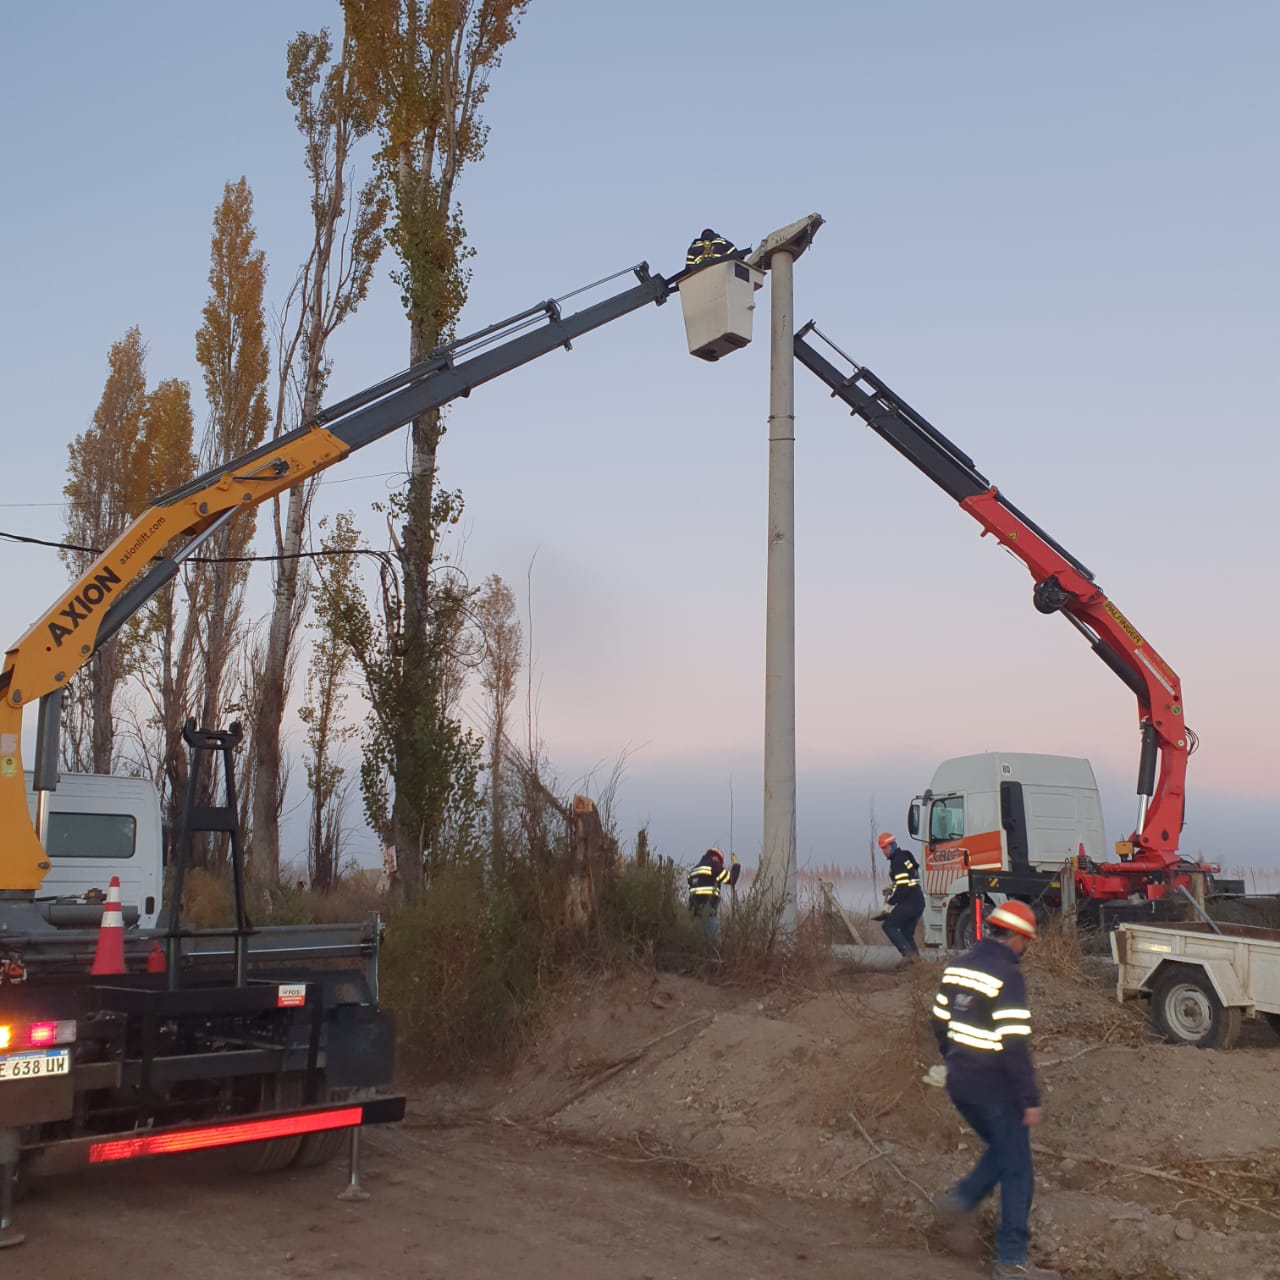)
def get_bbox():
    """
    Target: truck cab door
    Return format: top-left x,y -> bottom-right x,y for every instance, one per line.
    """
922,794 -> 968,896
